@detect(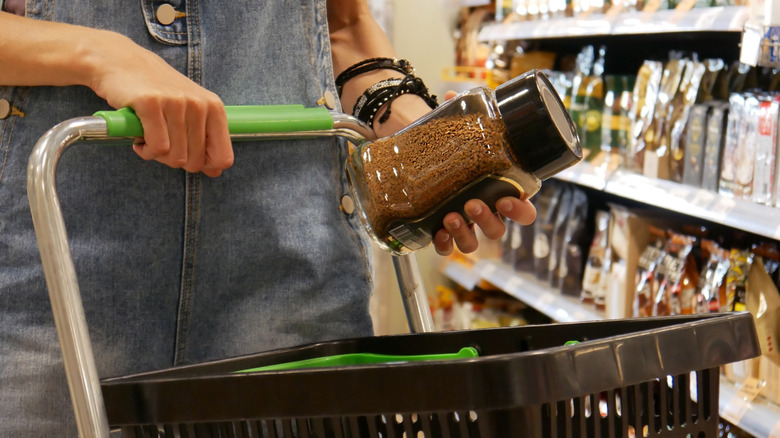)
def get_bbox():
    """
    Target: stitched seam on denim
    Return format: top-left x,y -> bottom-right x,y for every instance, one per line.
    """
174,172 -> 200,364
0,87 -> 30,185
174,0 -> 201,366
